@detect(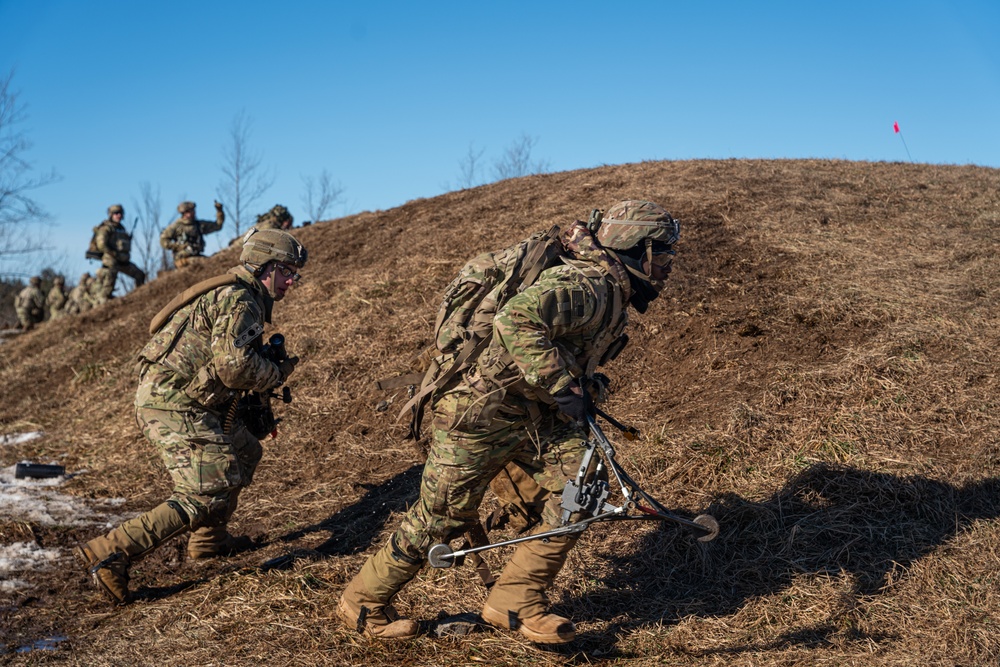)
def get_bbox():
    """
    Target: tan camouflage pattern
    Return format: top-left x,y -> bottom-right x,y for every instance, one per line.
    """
47,283 -> 68,320
255,204 -> 292,231
482,222 -> 630,397
596,200 -> 679,250
65,275 -> 95,315
134,265 -> 282,413
91,217 -> 146,301
393,392 -> 590,560
160,207 -> 225,262
135,405 -> 262,528
390,222 -> 632,561
14,283 -> 45,329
